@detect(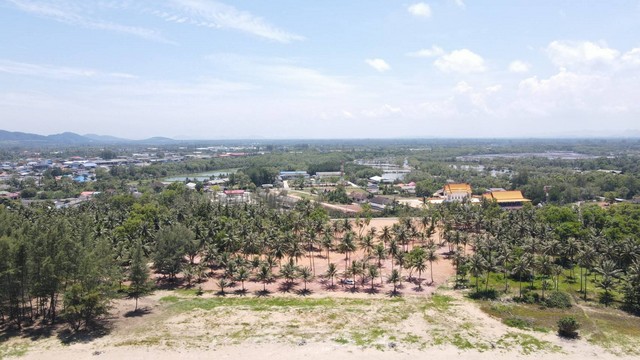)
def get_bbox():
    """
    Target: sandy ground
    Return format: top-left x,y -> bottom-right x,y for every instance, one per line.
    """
11,287 -> 636,360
